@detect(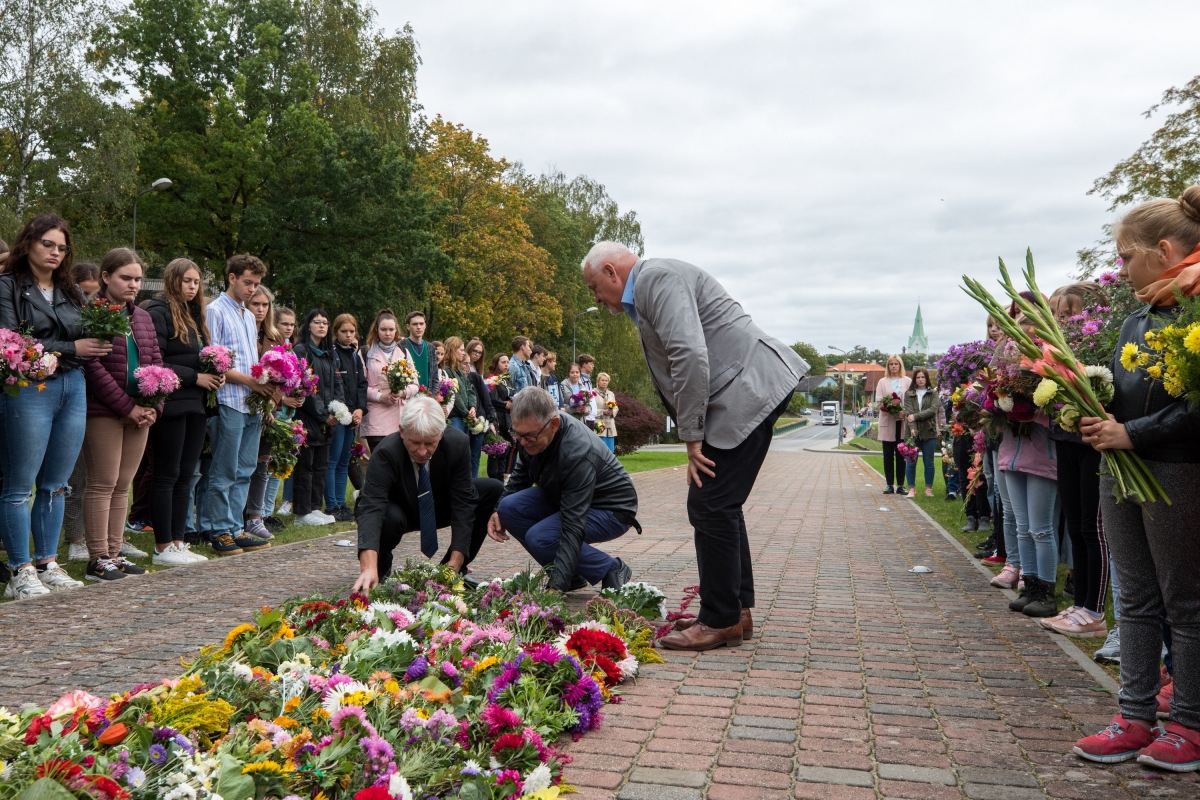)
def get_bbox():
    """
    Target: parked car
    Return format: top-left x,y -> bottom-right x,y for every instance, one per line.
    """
802,408 -> 812,416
